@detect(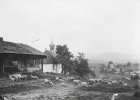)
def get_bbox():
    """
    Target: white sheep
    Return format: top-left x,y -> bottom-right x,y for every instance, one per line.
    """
81,82 -> 88,87
67,77 -> 74,81
0,95 -> 8,100
108,82 -> 112,85
55,76 -> 59,80
48,81 -> 54,86
9,75 -> 16,82
30,75 -> 38,79
44,79 -> 49,83
73,80 -> 81,85
125,77 -> 130,80
58,79 -> 64,82
61,82 -> 66,87
44,79 -> 54,87
55,77 -> 64,82
89,78 -> 95,82
123,83 -> 128,86
89,78 -> 99,82
12,74 -> 22,81
3,96 -> 8,100
20,75 -> 27,80
111,93 -> 118,100
112,80 -> 118,84
88,78 -> 96,85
